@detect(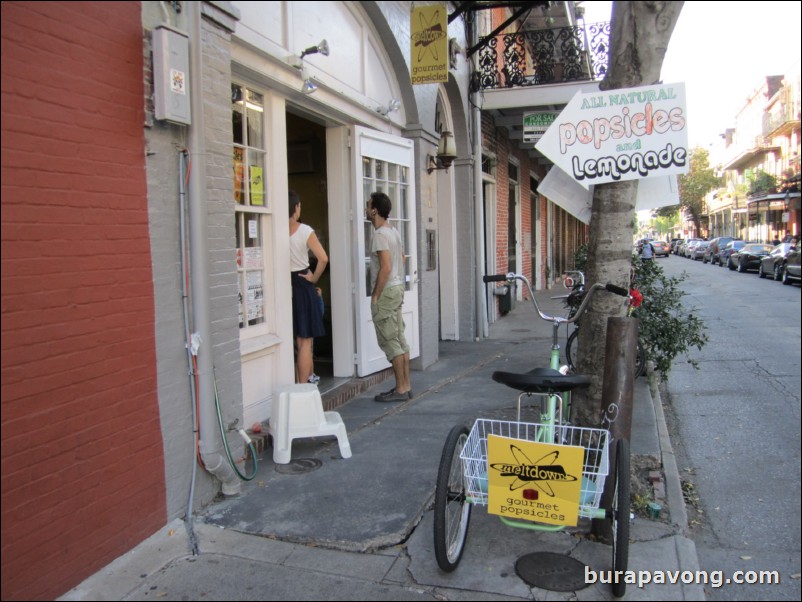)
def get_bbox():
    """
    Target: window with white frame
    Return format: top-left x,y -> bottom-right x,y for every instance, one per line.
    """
362,158 -> 411,293
232,84 -> 270,331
